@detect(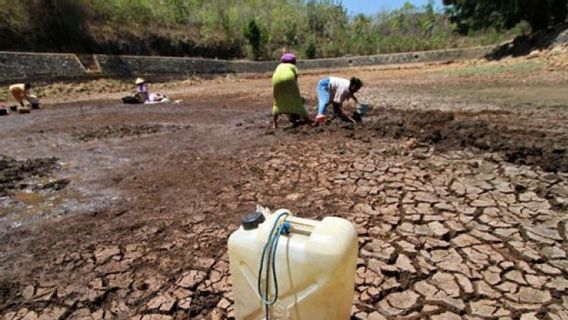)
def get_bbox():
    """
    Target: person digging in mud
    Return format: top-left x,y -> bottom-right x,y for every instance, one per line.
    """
9,83 -> 36,111
271,53 -> 312,129
315,76 -> 363,125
